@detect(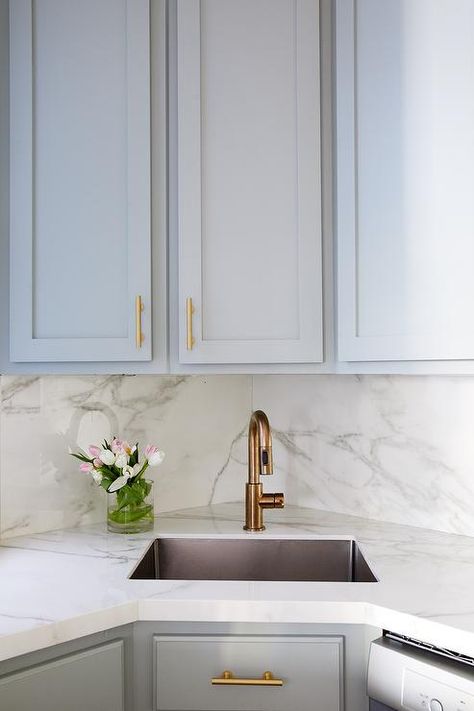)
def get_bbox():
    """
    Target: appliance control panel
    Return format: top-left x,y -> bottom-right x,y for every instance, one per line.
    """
403,668 -> 474,711
368,637 -> 474,711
